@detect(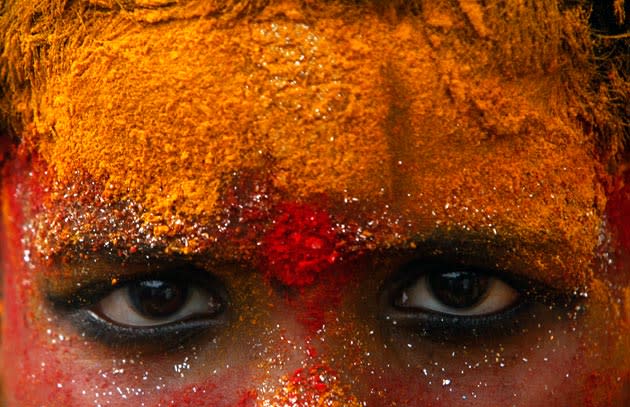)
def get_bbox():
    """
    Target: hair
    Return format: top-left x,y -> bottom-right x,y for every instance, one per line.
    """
0,0 -> 628,167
